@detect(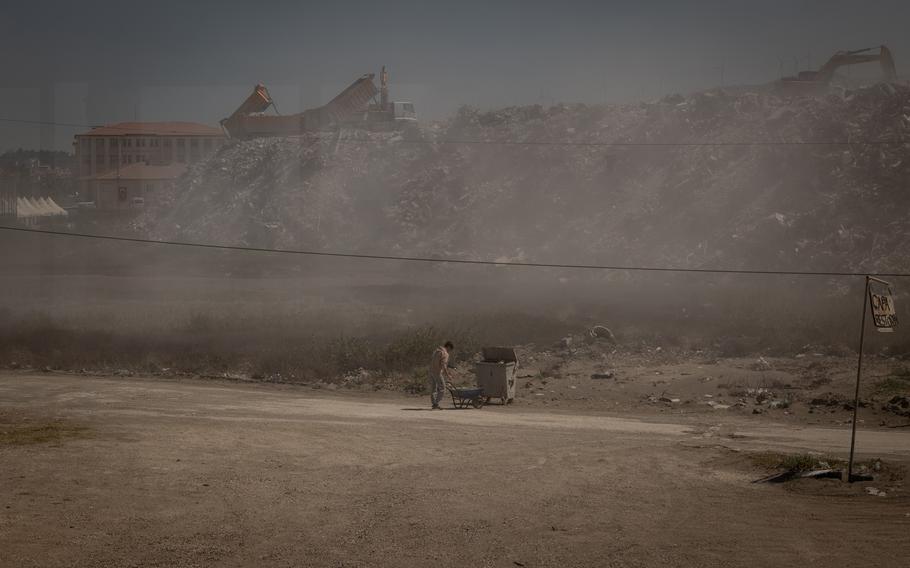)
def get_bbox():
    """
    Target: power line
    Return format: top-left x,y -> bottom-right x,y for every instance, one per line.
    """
1,117 -> 908,148
0,118 -> 219,137
2,225 -> 908,278
362,137 -> 909,148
